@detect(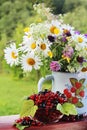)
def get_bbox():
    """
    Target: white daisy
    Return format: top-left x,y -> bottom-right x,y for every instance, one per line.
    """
72,34 -> 87,48
19,37 -> 38,53
62,24 -> 74,35
4,43 -> 19,66
49,20 -> 63,36
21,52 -> 42,72
37,38 -> 50,57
